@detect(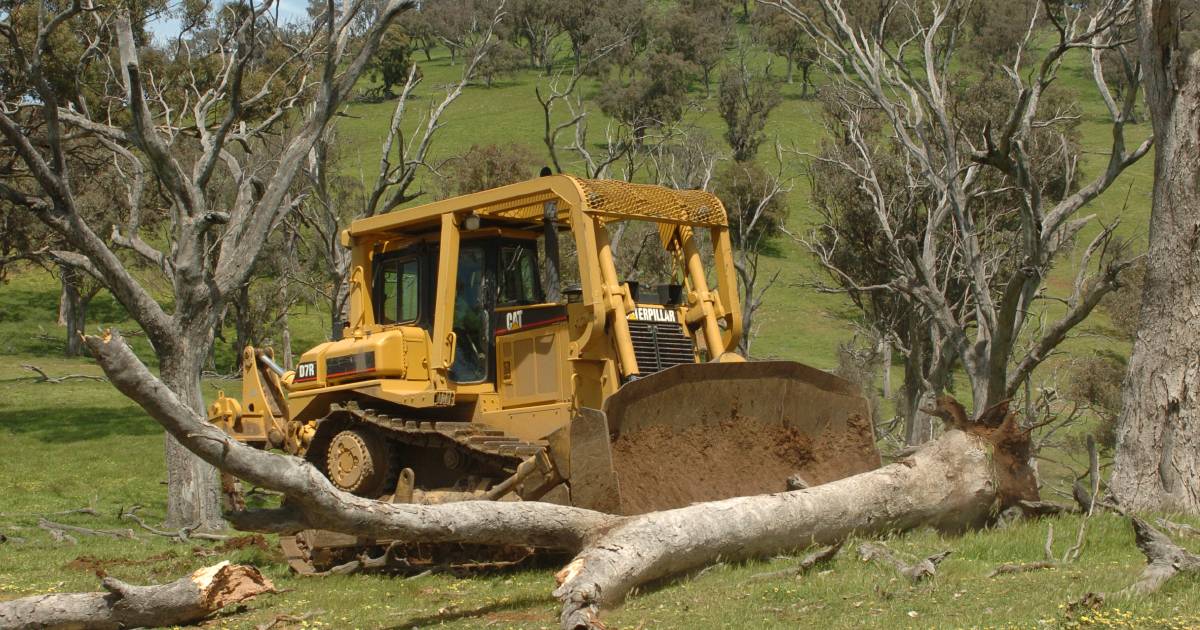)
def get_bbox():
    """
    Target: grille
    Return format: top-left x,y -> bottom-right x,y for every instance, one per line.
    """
627,320 -> 696,375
